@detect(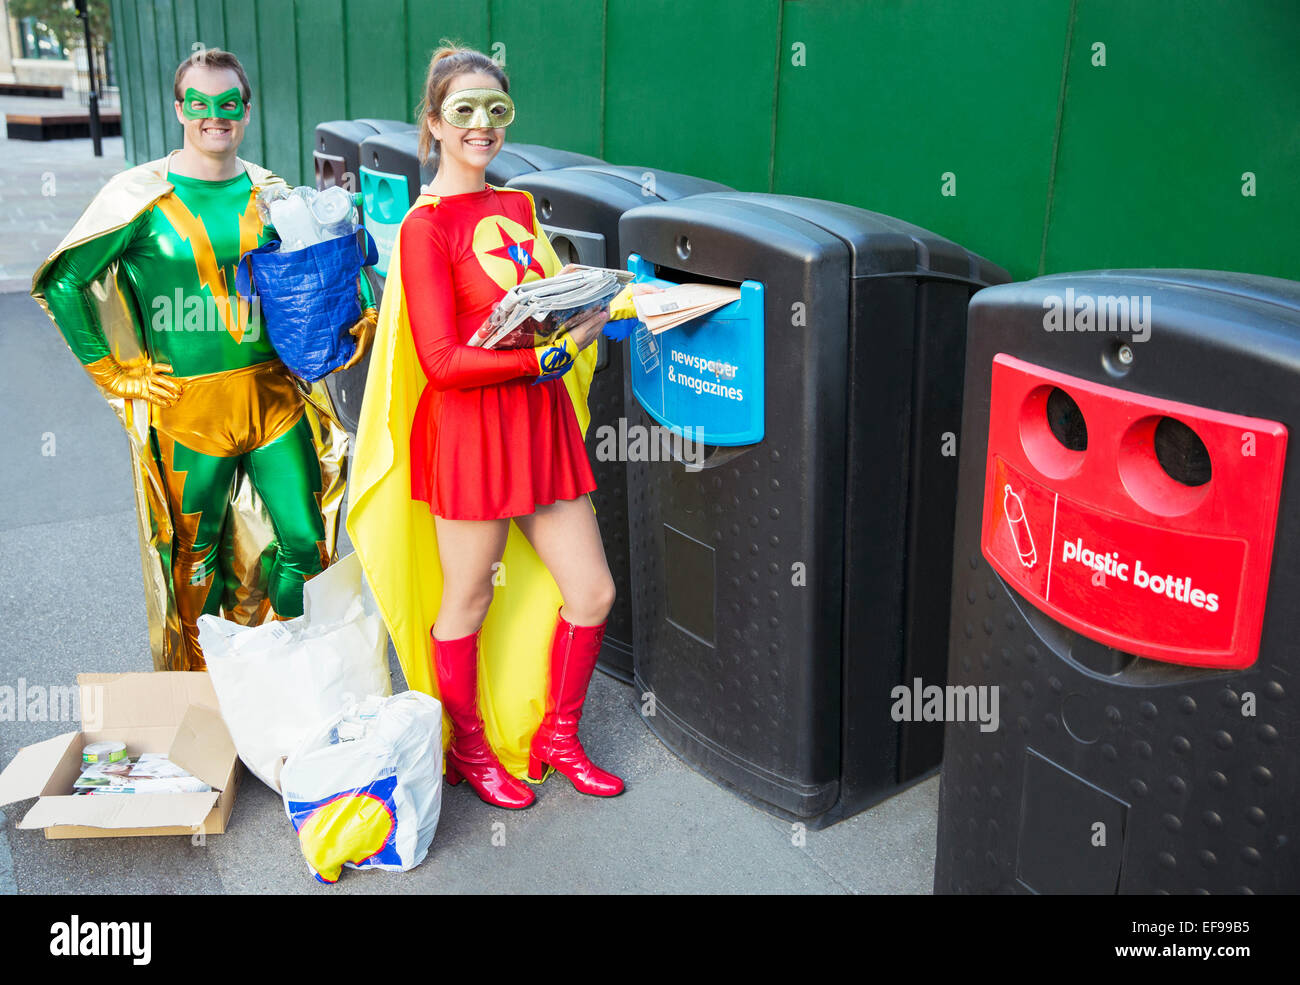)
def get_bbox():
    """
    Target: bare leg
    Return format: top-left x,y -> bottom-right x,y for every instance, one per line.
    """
516,494 -> 623,795
432,514 -> 510,639
512,495 -> 616,626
